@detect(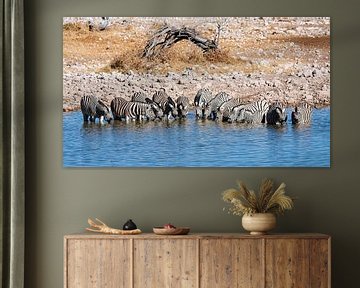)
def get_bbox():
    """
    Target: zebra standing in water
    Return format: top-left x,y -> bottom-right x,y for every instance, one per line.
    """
225,103 -> 247,123
176,96 -> 190,118
266,101 -> 287,125
110,97 -> 128,120
144,98 -> 163,120
194,88 -> 214,119
205,92 -> 232,120
220,98 -> 247,122
152,89 -> 178,119
228,100 -> 269,124
131,92 -> 163,119
111,97 -> 162,121
291,103 -> 313,124
219,97 -> 243,119
80,95 -> 113,123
